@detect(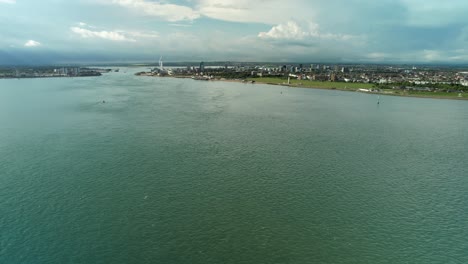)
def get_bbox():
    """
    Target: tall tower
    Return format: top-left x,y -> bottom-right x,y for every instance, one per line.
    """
159,56 -> 164,71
